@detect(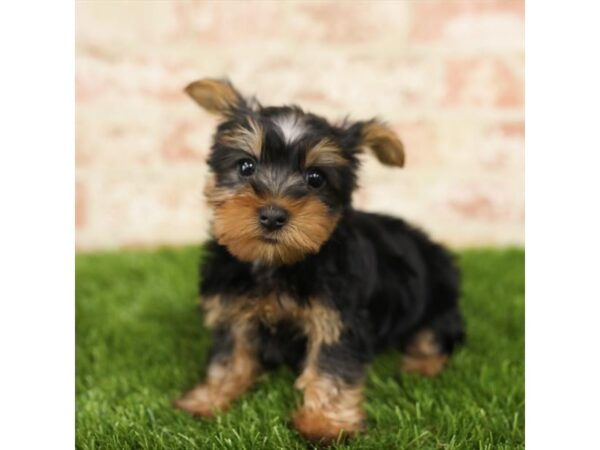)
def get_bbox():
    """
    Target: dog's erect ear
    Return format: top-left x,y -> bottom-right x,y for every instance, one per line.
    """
357,121 -> 405,167
185,78 -> 245,117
